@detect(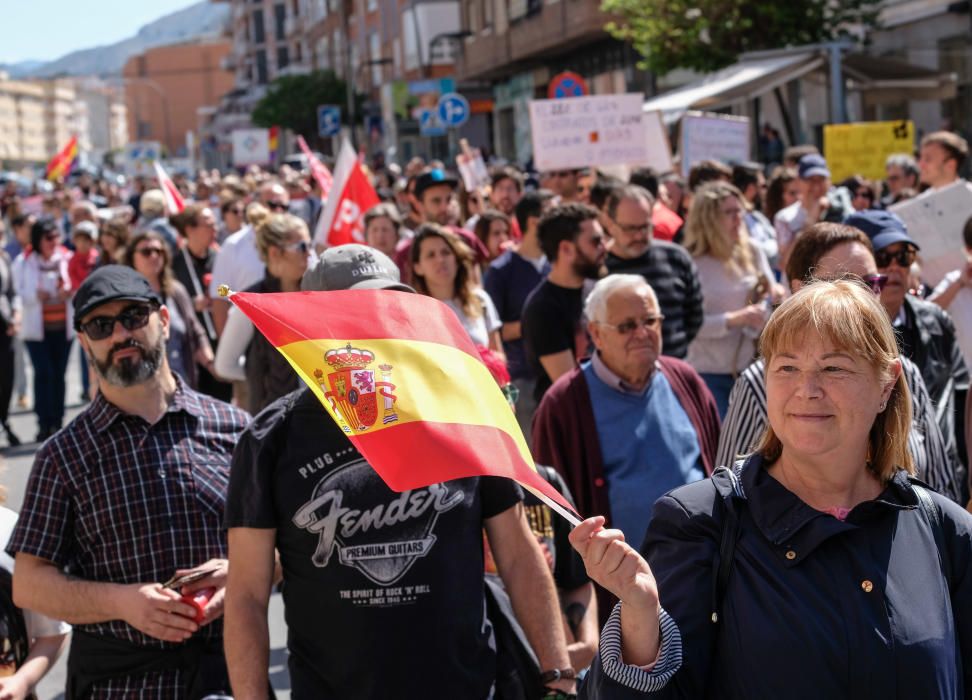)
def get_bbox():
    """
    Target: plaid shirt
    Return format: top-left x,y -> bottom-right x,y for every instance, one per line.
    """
6,377 -> 249,698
